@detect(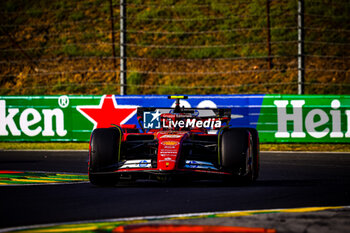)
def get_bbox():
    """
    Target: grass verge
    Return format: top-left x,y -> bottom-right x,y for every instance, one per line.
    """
0,142 -> 349,152
260,144 -> 350,152
0,142 -> 89,150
